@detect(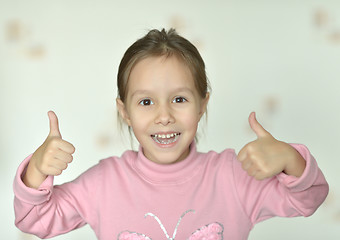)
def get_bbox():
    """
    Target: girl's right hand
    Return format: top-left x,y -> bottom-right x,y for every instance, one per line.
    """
23,111 -> 75,189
